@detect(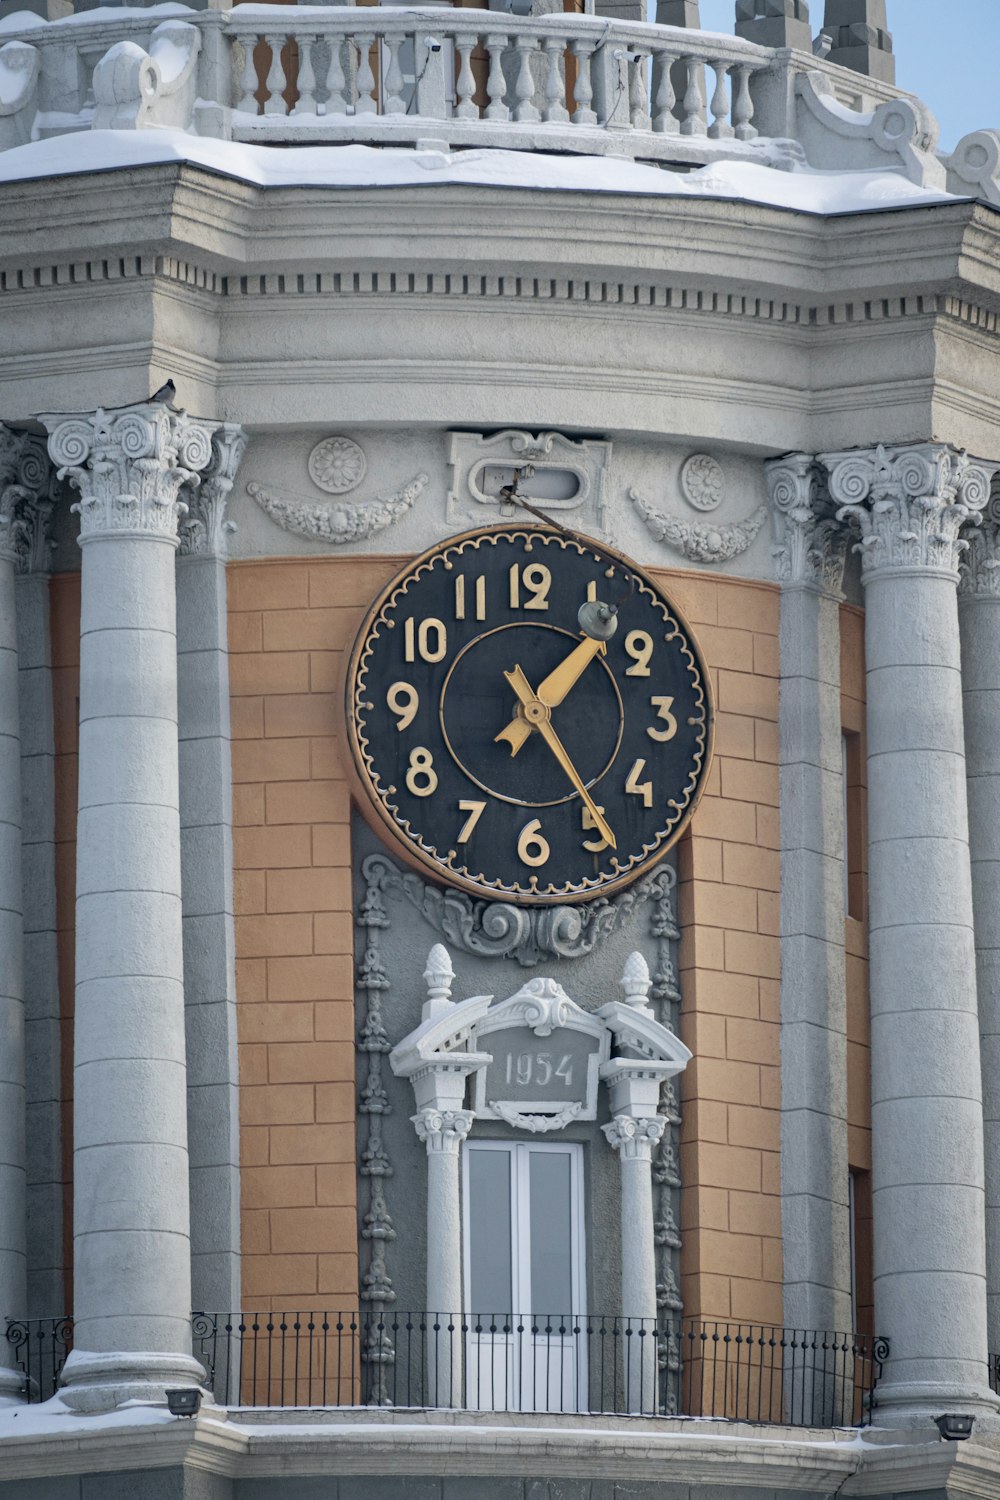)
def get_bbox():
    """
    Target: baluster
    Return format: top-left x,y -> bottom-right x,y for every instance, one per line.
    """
542,35 -> 568,123
355,33 -> 377,114
263,34 -> 288,116
570,39 -> 596,126
237,35 -> 260,114
292,34 -> 317,115
324,35 -> 350,115
455,38 -> 477,119
513,36 -> 540,122
485,33 -> 510,121
383,33 -> 406,114
679,55 -> 705,135
629,48 -> 650,131
732,63 -> 756,140
651,48 -> 677,134
707,59 -> 732,138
